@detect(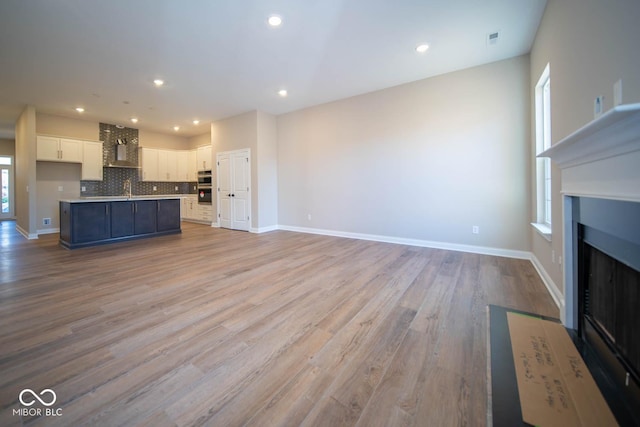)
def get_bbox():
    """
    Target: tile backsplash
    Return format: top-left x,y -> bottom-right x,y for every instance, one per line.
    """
81,123 -> 197,197
100,122 -> 140,166
81,167 -> 197,197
